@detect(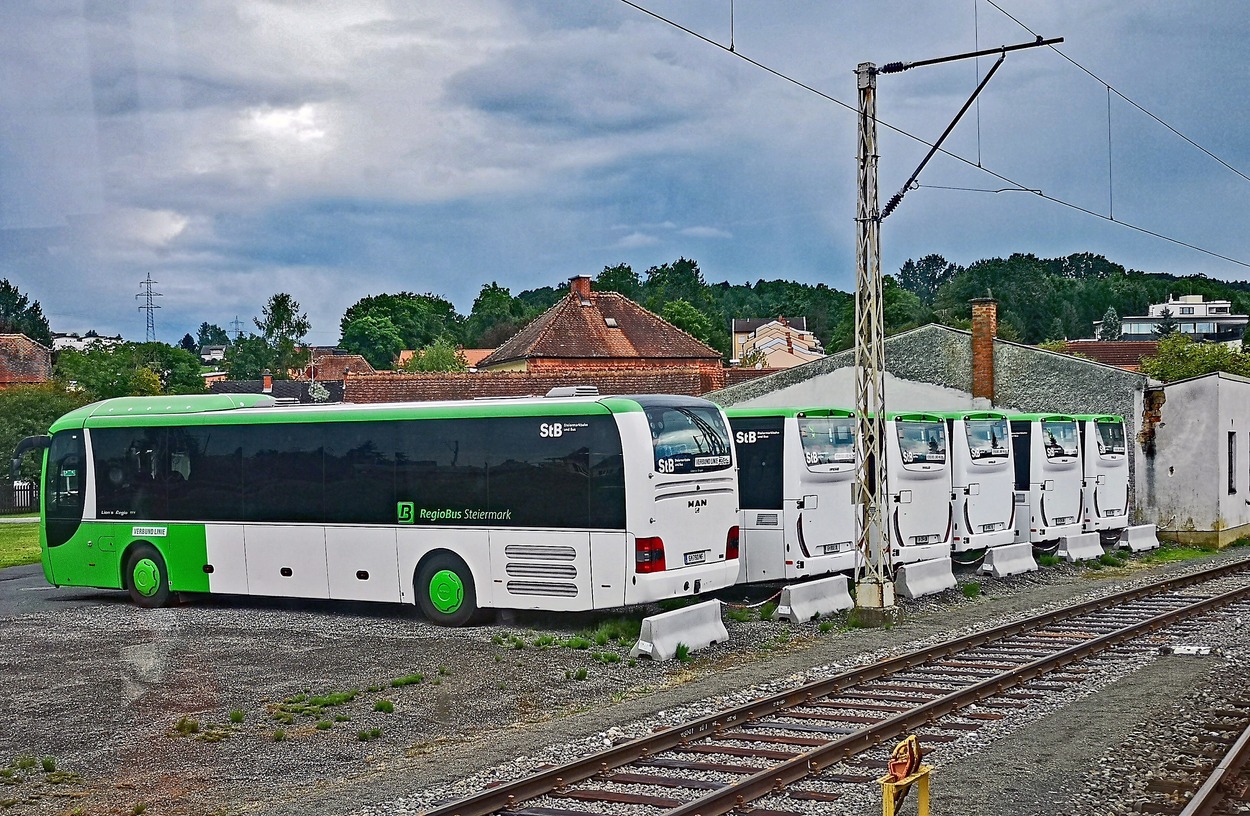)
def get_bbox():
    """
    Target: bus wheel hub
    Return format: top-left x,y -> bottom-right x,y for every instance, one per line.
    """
133,559 -> 160,596
429,570 -> 464,613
